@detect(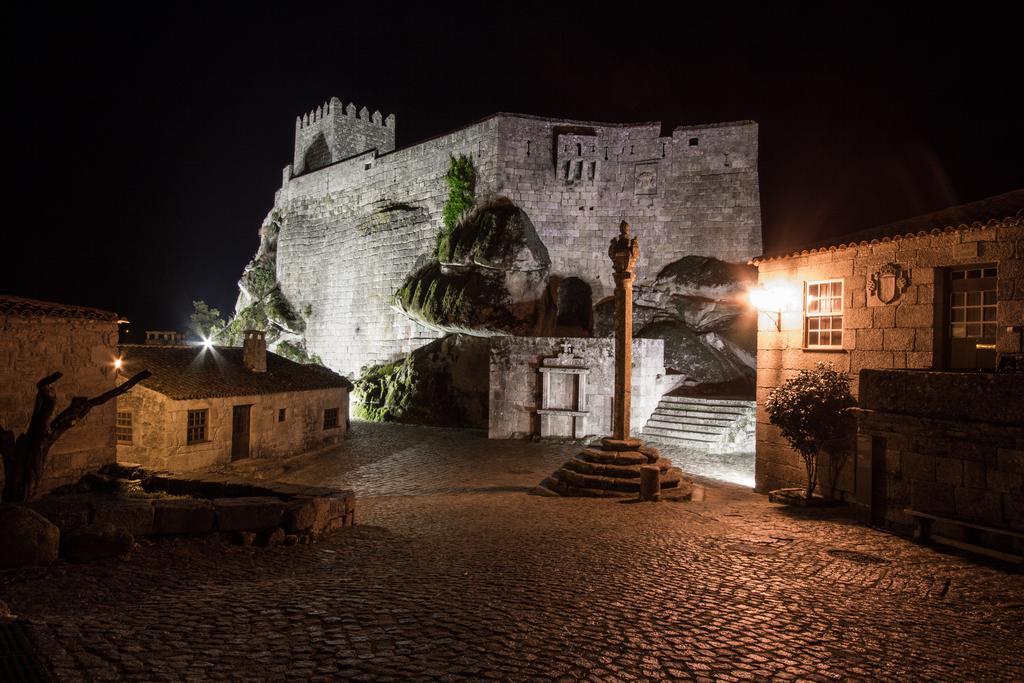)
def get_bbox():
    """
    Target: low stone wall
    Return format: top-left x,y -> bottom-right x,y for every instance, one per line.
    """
488,337 -> 670,440
853,369 -> 1023,554
28,464 -> 355,555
